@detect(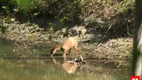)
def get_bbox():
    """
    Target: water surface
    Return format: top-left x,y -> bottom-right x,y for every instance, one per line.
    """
0,42 -> 130,80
